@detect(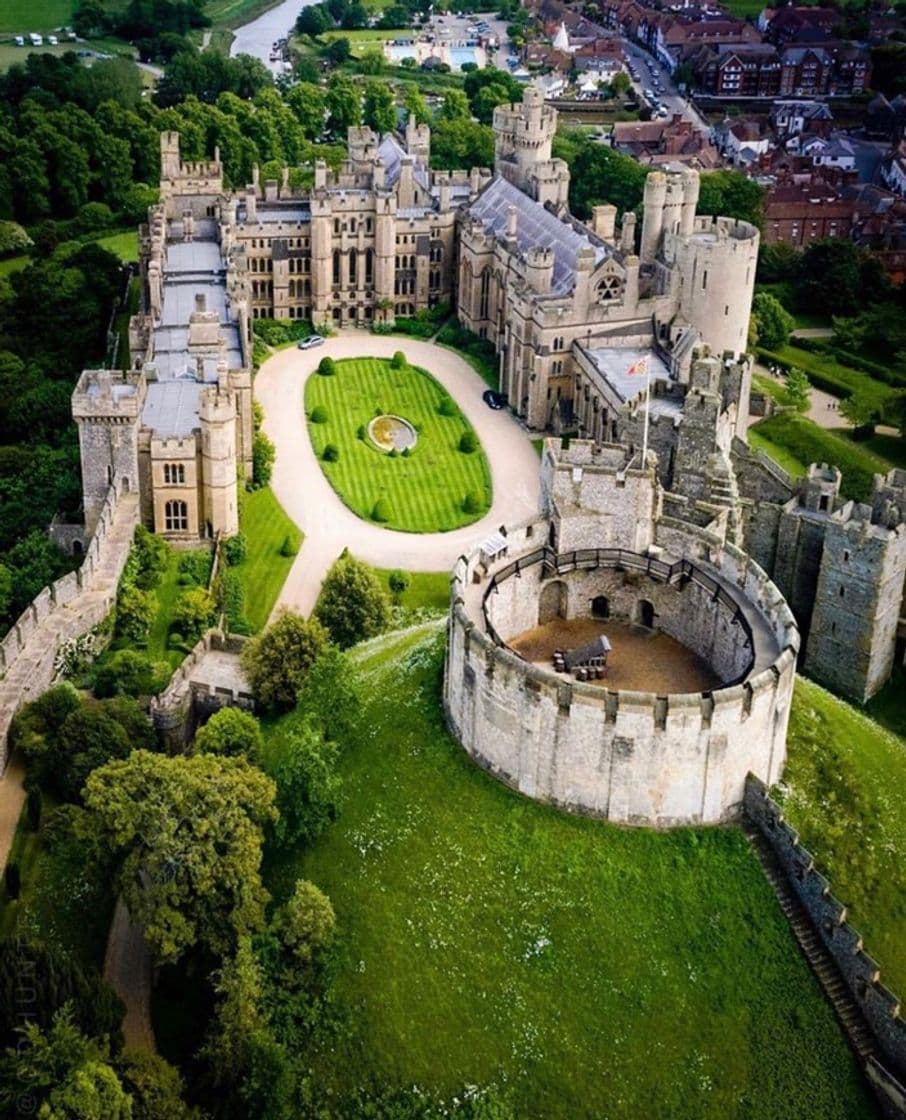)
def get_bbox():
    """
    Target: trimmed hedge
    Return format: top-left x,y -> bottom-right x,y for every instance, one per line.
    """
756,345 -> 893,413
